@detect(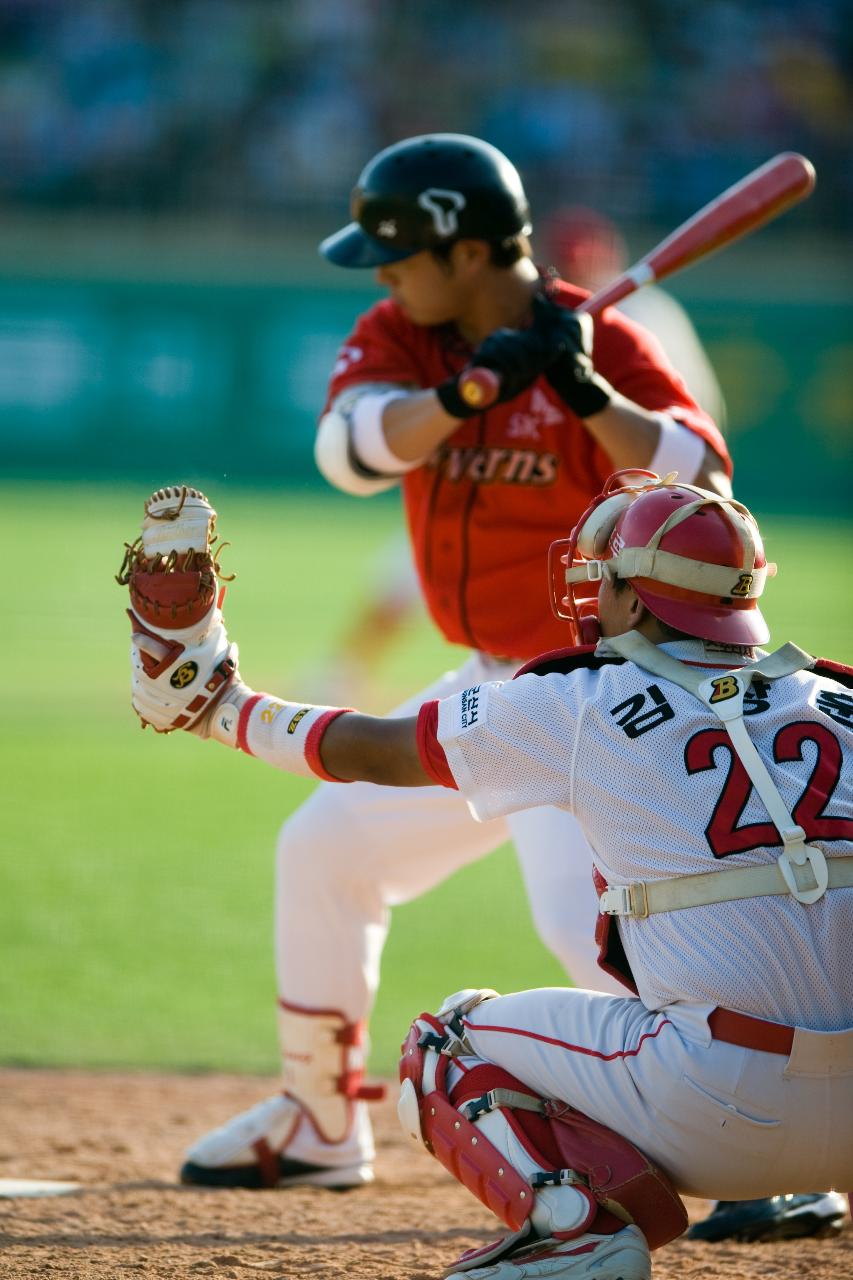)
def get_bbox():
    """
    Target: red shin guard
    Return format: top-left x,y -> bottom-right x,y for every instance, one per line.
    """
400,1012 -> 686,1250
